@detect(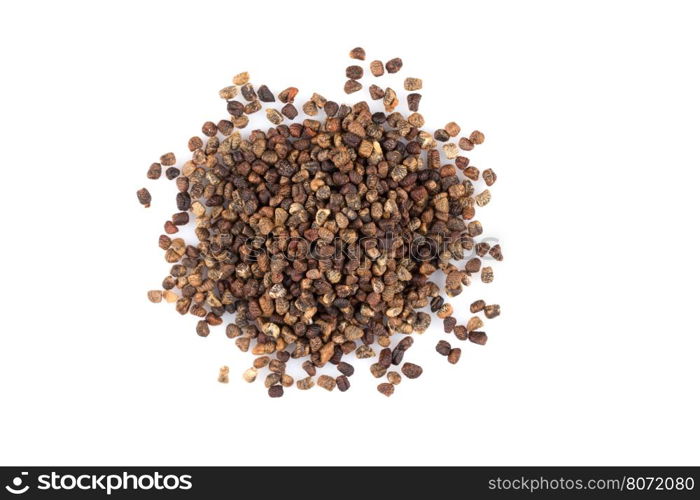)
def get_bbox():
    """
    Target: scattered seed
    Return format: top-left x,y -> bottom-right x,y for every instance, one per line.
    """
470,130 -> 485,145
470,300 -> 486,313
218,366 -> 229,383
318,375 -> 336,391
469,331 -> 488,345
266,108 -> 284,125
219,86 -> 238,100
336,375 -> 351,392
483,168 -> 497,186
268,385 -> 284,398
481,266 -> 494,283
243,367 -> 257,383
401,362 -> 423,379
346,65 -> 363,79
377,383 -> 394,397
484,304 -> 501,319
407,93 -> 421,111
147,162 -> 162,180
297,376 -> 315,390
160,152 -> 176,166
136,188 -> 151,207
232,72 -> 249,85
447,348 -> 462,364
147,290 -> 162,303
344,79 -> 362,94
436,340 -> 451,356
385,57 -> 403,73
349,47 -> 366,60
404,77 -> 422,91
387,371 -> 402,385
442,122 -> 459,137
257,85 -> 275,102
369,60 -> 384,76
